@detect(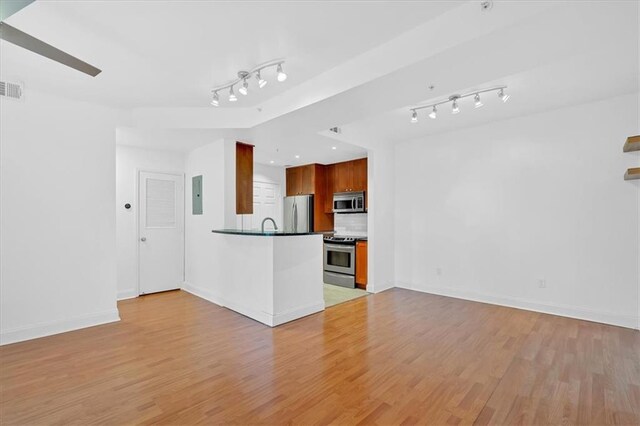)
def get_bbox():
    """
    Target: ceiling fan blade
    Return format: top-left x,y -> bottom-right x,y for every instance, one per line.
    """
0,22 -> 101,77
0,0 -> 35,21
